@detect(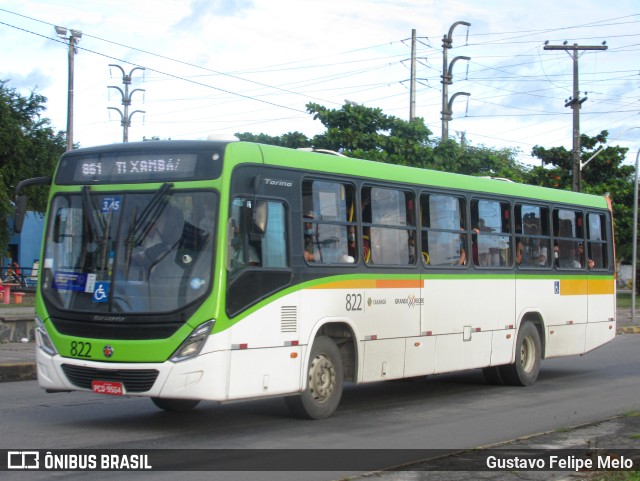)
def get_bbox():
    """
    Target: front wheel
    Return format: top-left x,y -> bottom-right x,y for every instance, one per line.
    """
151,397 -> 200,412
285,336 -> 344,420
499,321 -> 541,386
